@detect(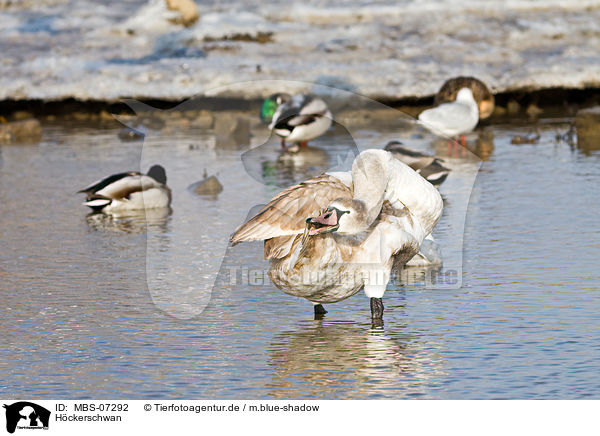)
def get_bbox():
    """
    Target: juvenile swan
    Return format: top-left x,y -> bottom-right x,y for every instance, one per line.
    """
230,149 -> 443,321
